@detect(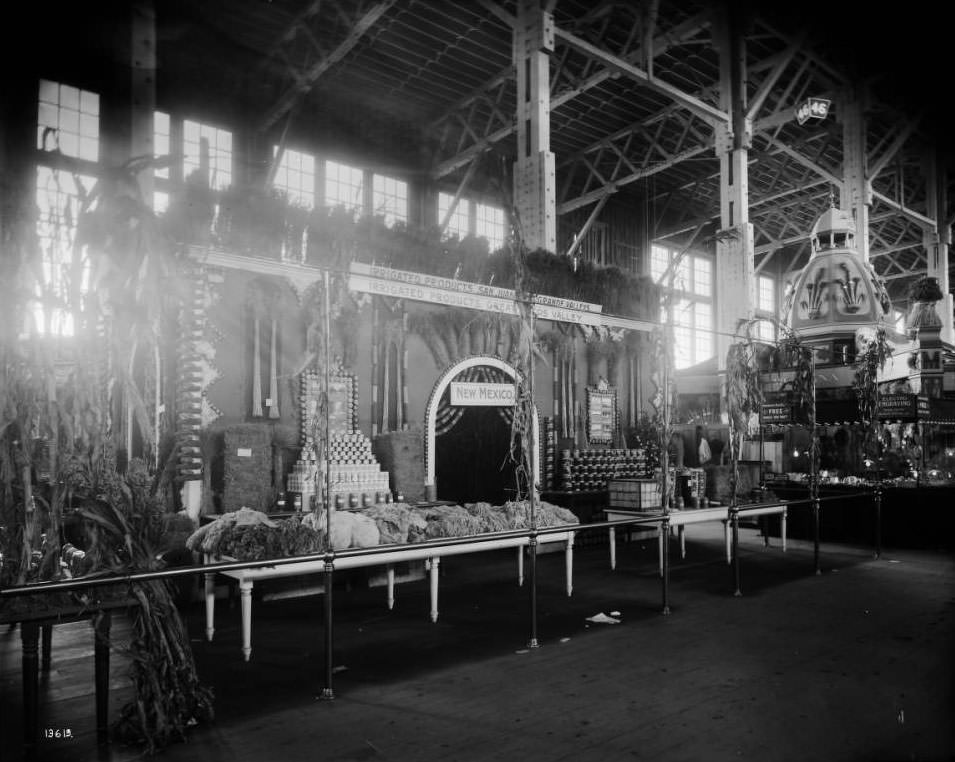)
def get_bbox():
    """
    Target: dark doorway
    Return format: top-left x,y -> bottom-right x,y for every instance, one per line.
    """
435,404 -> 520,505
